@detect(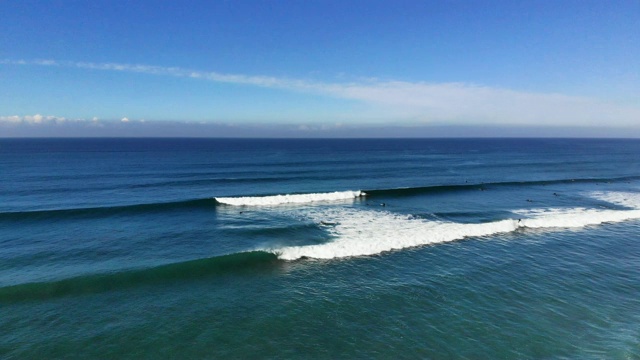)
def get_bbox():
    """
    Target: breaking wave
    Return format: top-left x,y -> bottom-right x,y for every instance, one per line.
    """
215,190 -> 366,206
272,191 -> 640,260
